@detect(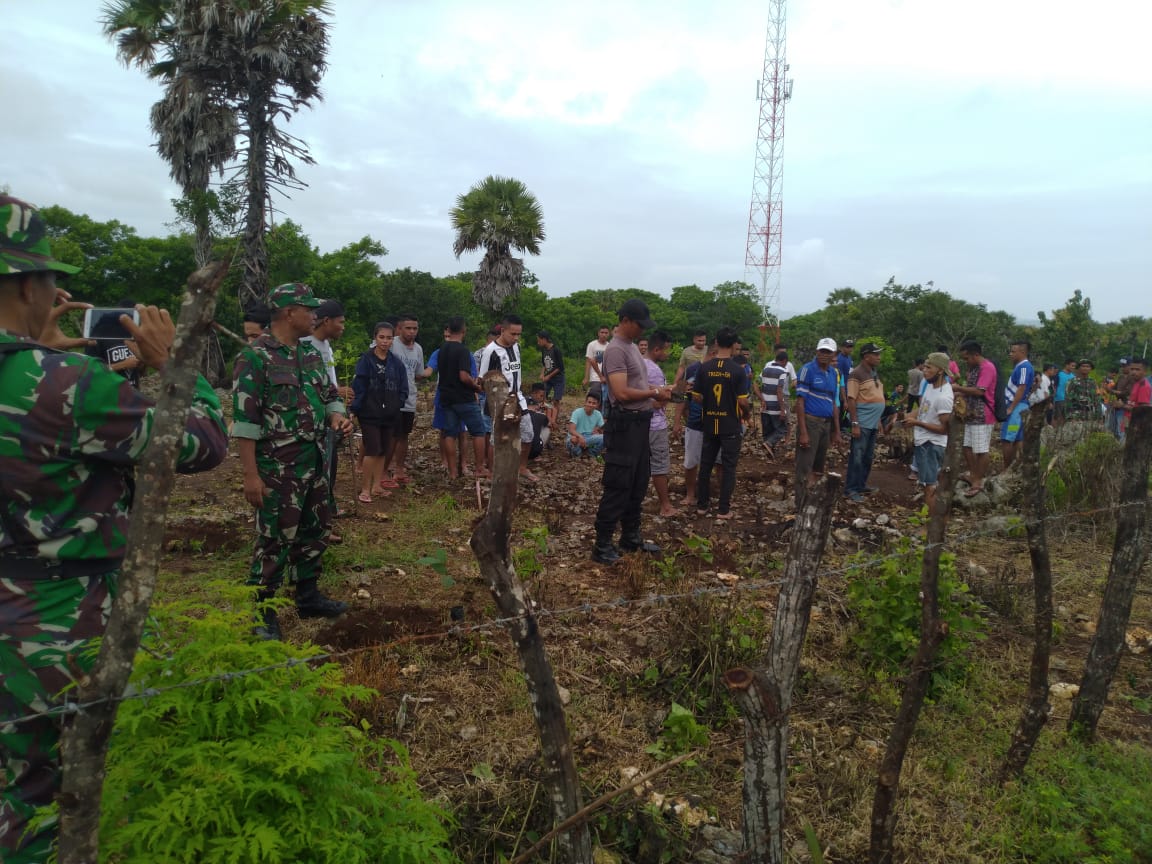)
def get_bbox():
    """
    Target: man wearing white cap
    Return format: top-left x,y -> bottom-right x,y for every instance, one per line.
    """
794,338 -> 841,505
